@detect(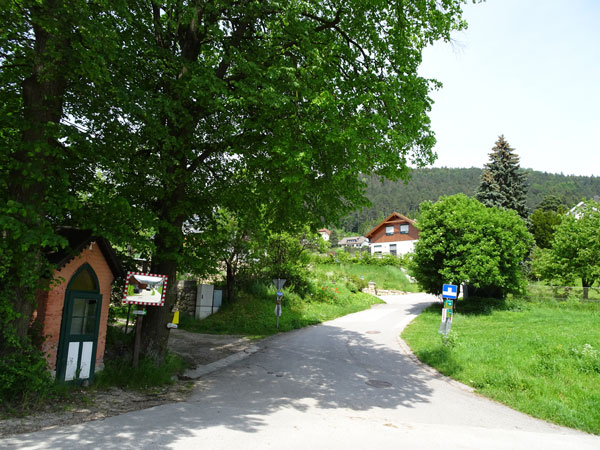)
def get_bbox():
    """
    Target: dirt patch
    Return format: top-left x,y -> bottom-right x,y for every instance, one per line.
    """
168,329 -> 253,369
0,330 -> 255,437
